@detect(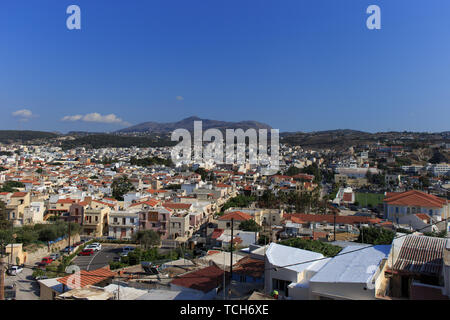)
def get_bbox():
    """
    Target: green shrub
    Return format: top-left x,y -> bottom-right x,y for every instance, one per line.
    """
279,238 -> 342,257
